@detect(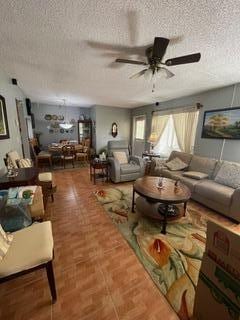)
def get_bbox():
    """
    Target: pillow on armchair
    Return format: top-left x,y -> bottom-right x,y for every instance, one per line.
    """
113,151 -> 128,164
